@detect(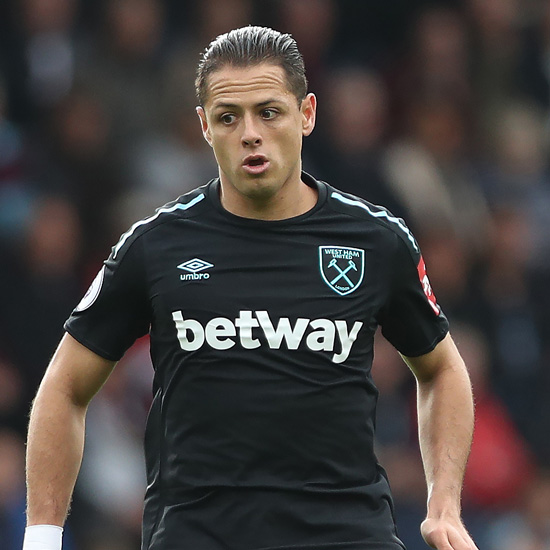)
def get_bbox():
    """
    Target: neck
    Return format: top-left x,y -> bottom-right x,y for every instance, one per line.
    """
219,173 -> 318,221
